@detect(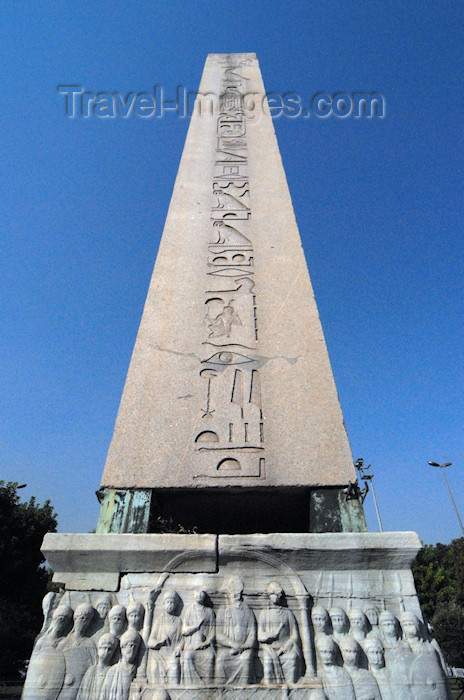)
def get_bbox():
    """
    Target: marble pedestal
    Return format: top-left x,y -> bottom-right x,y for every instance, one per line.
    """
22,532 -> 451,699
